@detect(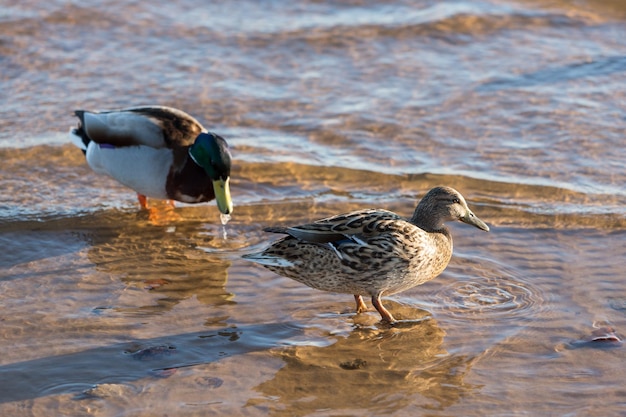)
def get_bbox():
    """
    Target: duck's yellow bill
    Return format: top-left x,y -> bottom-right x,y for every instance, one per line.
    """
213,178 -> 233,215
